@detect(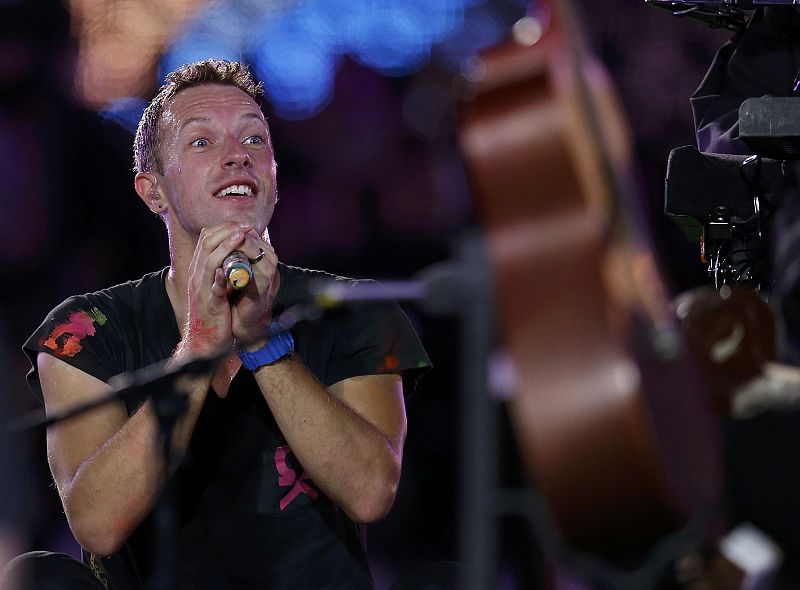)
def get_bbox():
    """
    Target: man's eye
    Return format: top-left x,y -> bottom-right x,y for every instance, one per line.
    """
243,136 -> 264,145
191,138 -> 209,148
